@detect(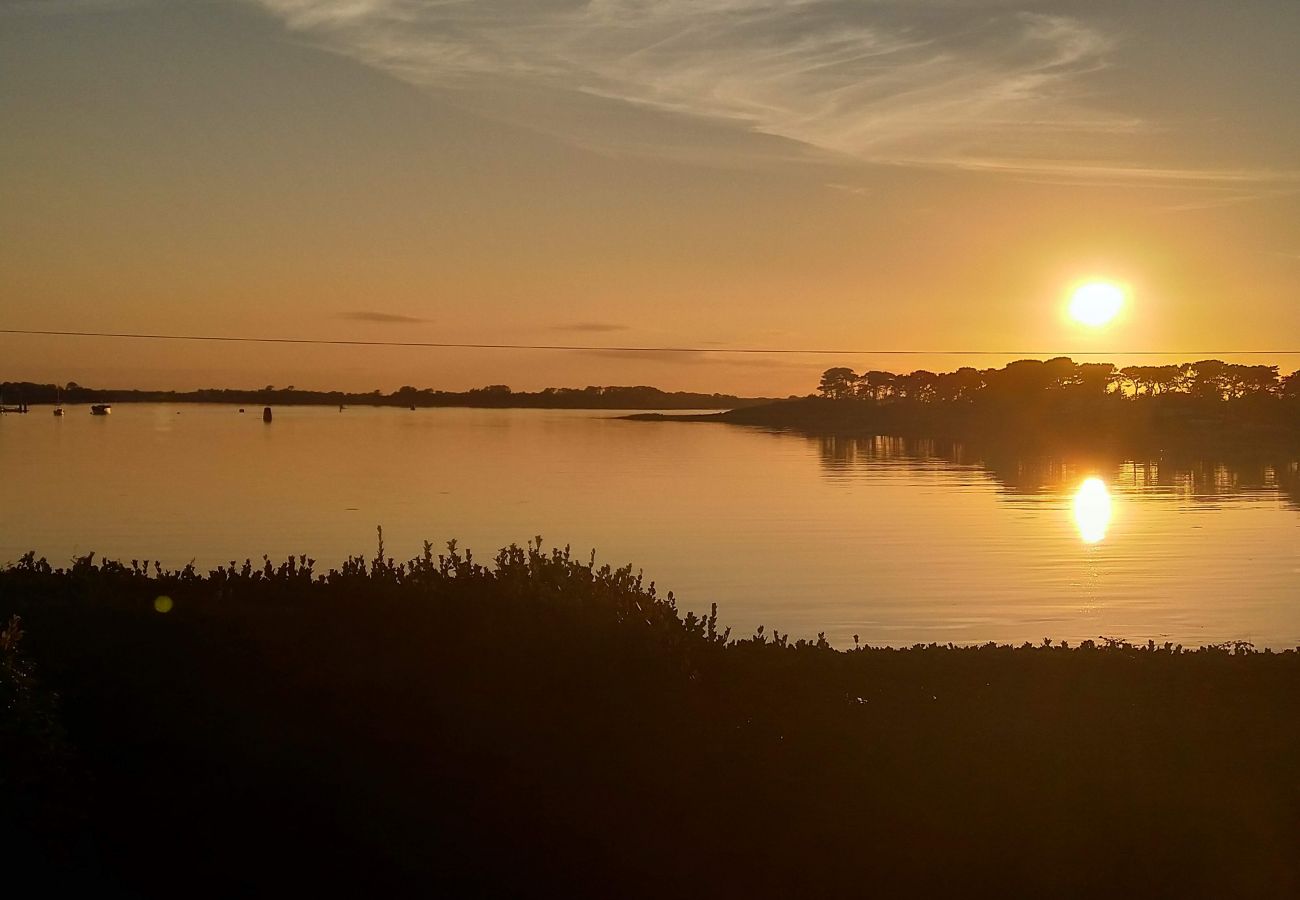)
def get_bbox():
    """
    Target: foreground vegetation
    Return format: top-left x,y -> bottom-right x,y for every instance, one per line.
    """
3,538 -> 1299,896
